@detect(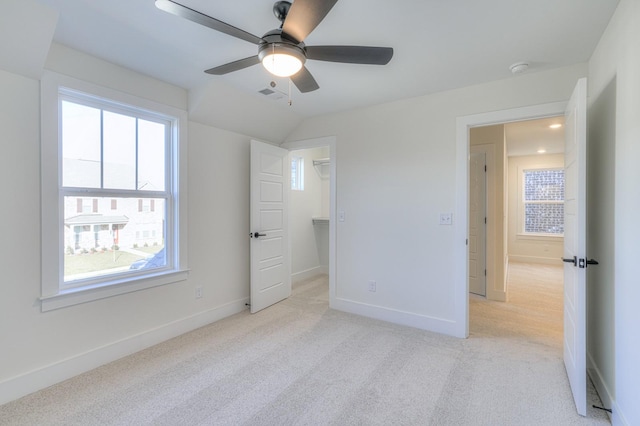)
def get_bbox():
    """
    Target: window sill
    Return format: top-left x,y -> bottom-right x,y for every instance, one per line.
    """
40,269 -> 189,312
516,233 -> 564,241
